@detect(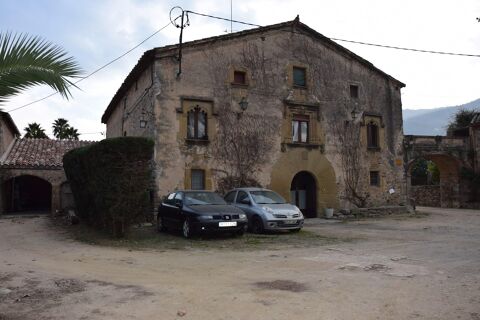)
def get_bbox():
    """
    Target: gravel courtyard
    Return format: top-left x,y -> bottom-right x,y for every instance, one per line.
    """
0,207 -> 479,320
